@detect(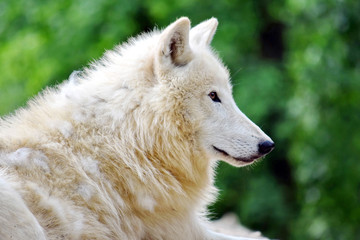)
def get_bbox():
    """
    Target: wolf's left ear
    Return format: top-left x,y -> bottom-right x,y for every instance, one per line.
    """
157,17 -> 193,66
190,18 -> 218,46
